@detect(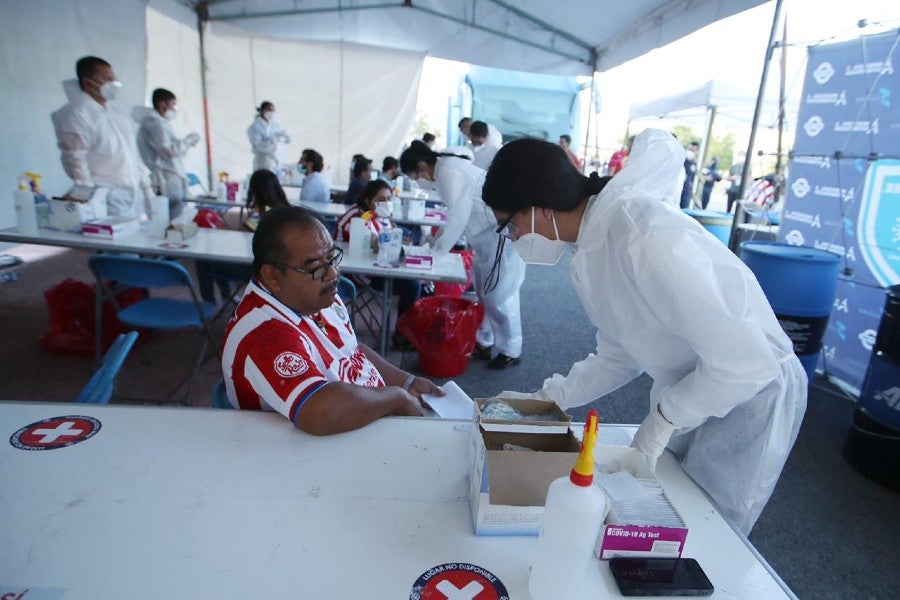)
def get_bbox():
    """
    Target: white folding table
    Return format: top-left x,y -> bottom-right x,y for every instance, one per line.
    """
0,402 -> 796,599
